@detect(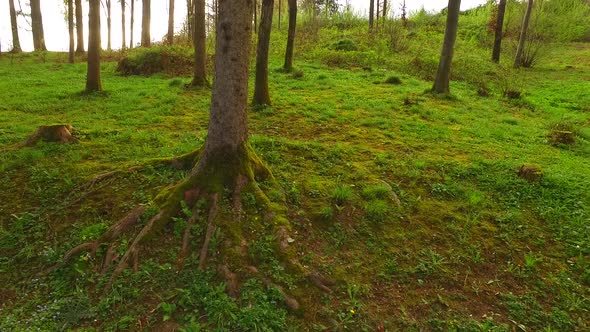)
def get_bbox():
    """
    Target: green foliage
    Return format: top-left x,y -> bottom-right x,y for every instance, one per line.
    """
117,46 -> 194,76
